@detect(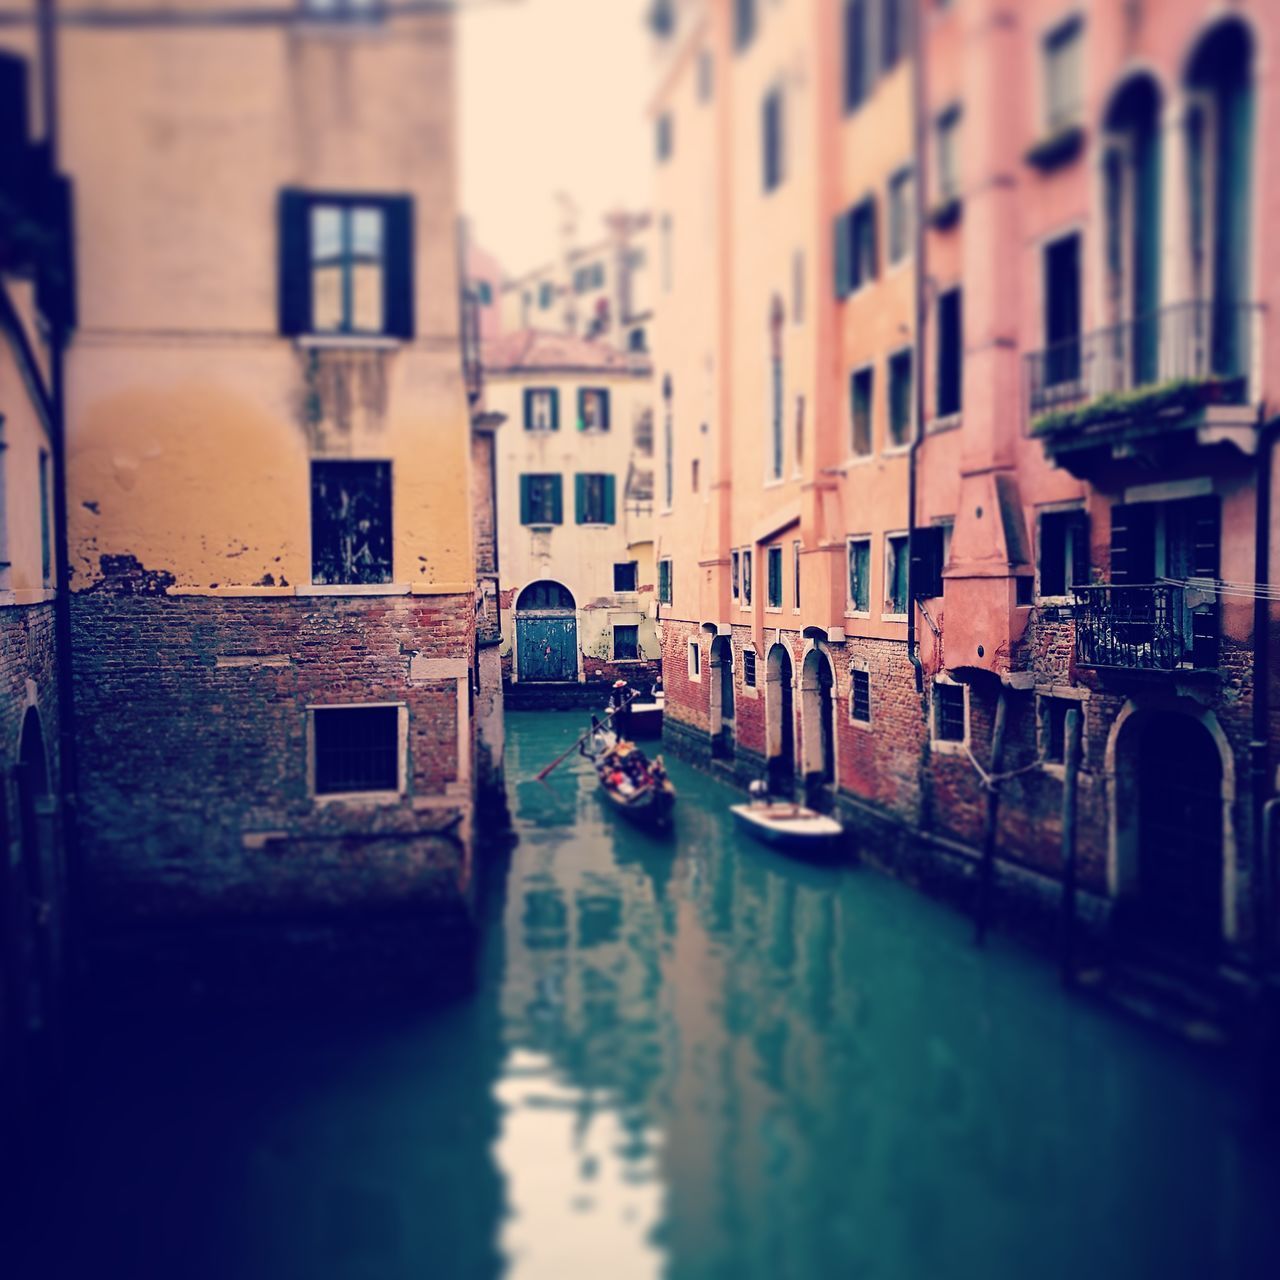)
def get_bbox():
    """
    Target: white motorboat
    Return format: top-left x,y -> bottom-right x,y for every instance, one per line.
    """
730,797 -> 844,859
